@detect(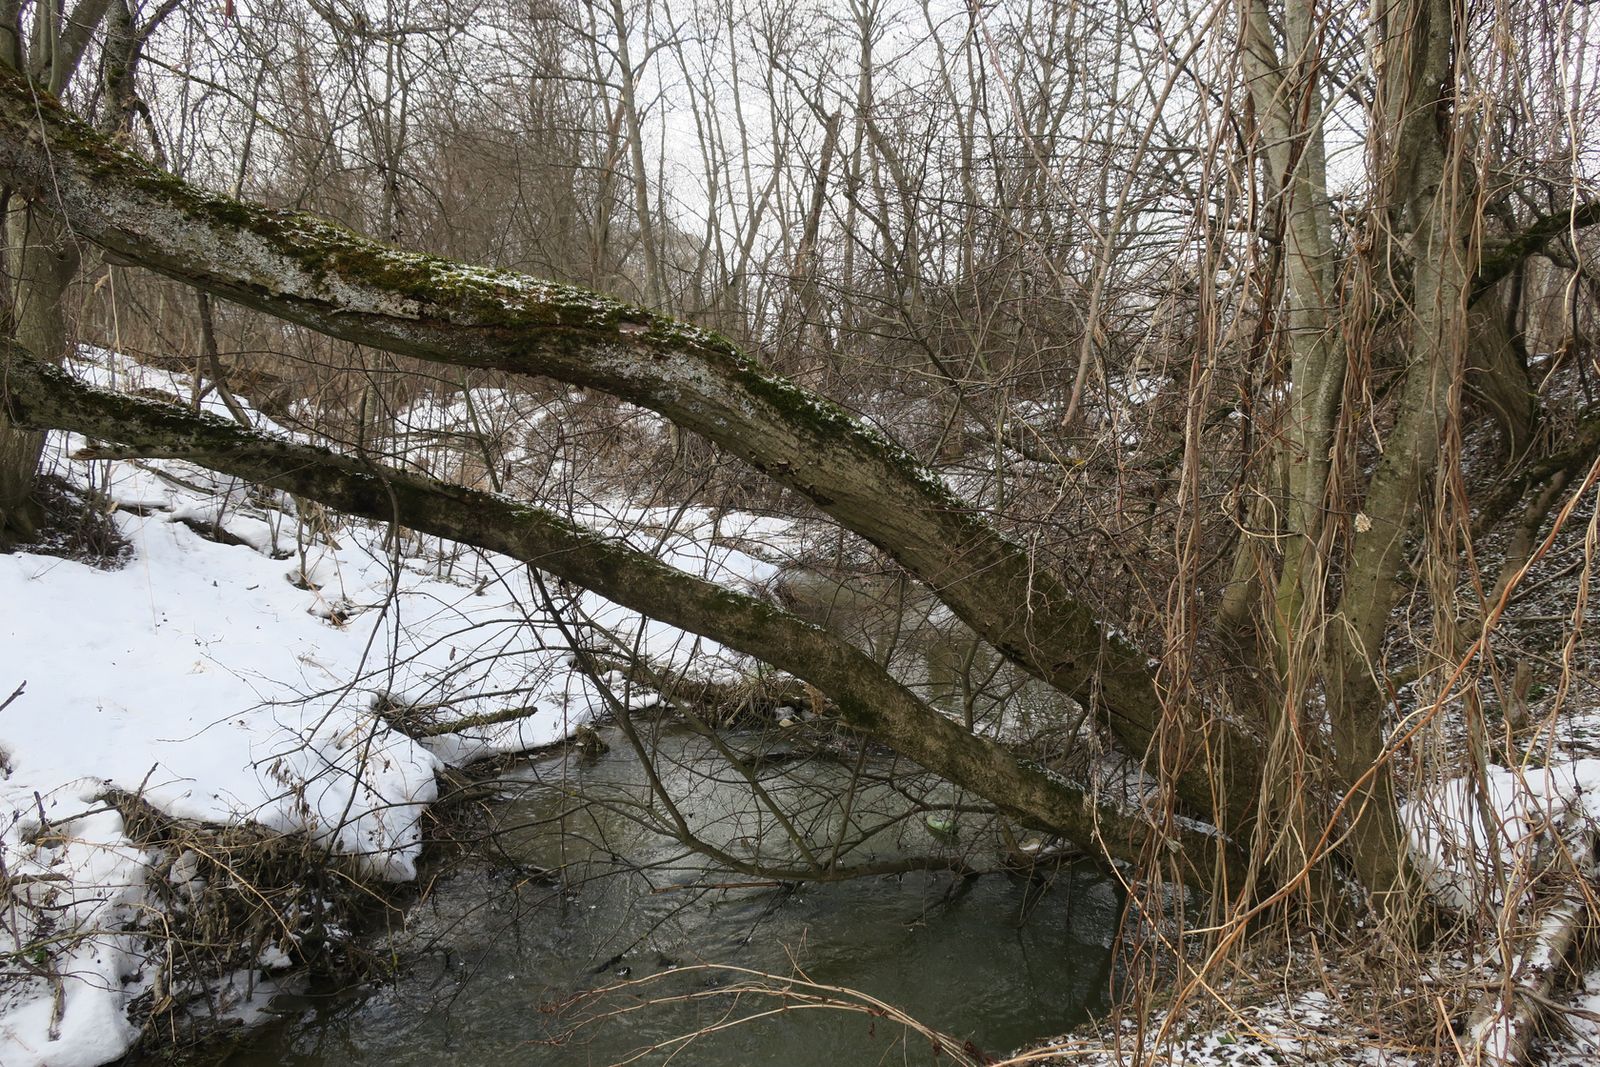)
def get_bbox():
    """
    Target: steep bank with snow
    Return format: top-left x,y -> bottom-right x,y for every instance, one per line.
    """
0,350 -> 785,1064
